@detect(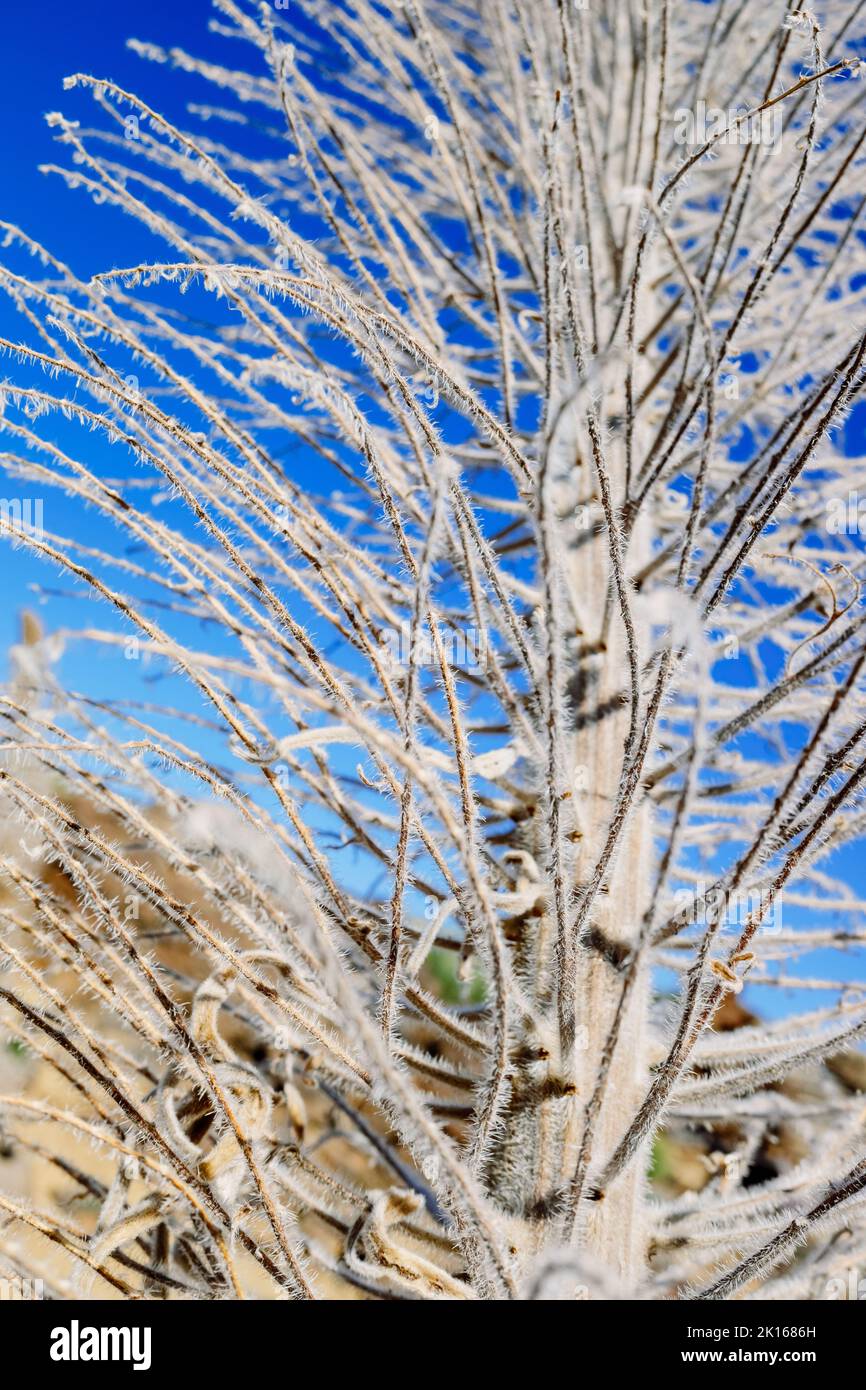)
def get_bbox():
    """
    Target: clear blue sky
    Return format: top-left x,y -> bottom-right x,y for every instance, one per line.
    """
1,1 -> 218,270
0,1 -> 233,675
